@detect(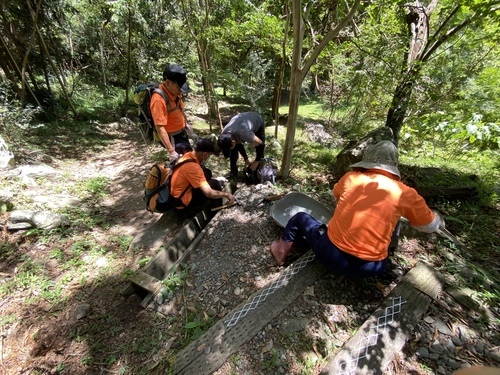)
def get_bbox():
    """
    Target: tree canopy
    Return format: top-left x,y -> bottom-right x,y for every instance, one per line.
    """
0,0 -> 498,171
